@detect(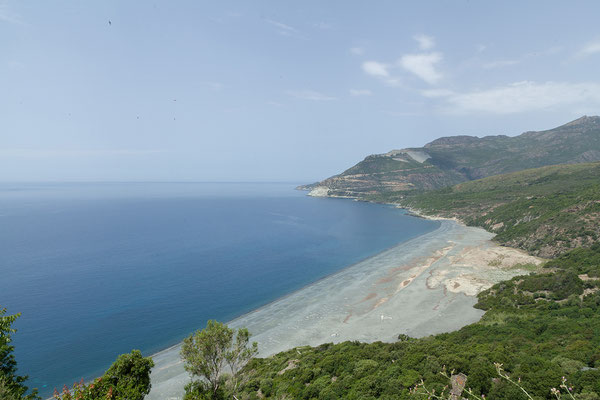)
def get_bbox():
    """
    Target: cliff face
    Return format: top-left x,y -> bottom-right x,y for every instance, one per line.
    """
301,116 -> 600,198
